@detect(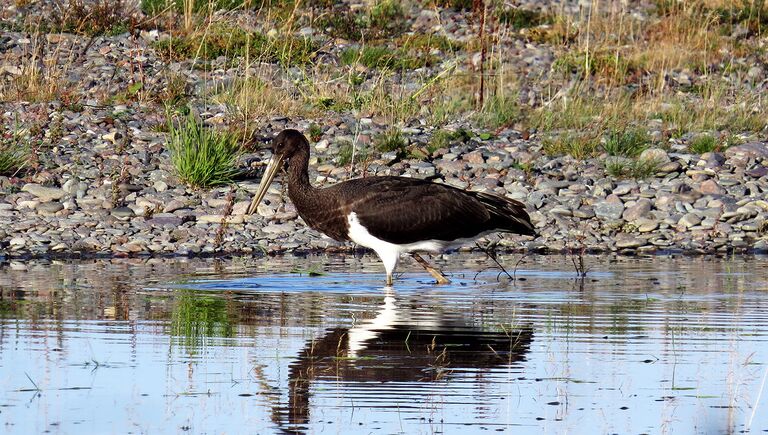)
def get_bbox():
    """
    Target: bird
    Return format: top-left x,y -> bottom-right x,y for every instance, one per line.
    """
247,129 -> 536,286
